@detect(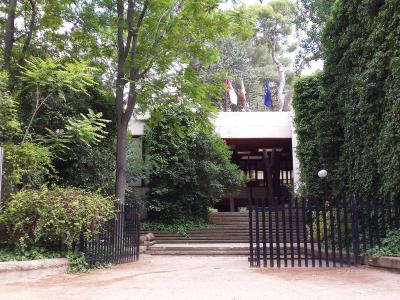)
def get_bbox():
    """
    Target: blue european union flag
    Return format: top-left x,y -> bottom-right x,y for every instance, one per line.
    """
264,79 -> 272,108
